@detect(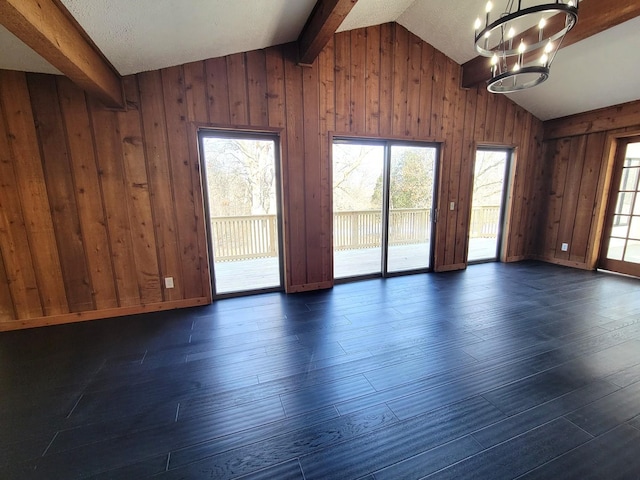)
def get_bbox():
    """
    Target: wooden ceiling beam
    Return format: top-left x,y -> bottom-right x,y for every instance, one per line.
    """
0,0 -> 124,108
462,0 -> 640,89
298,0 -> 358,66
